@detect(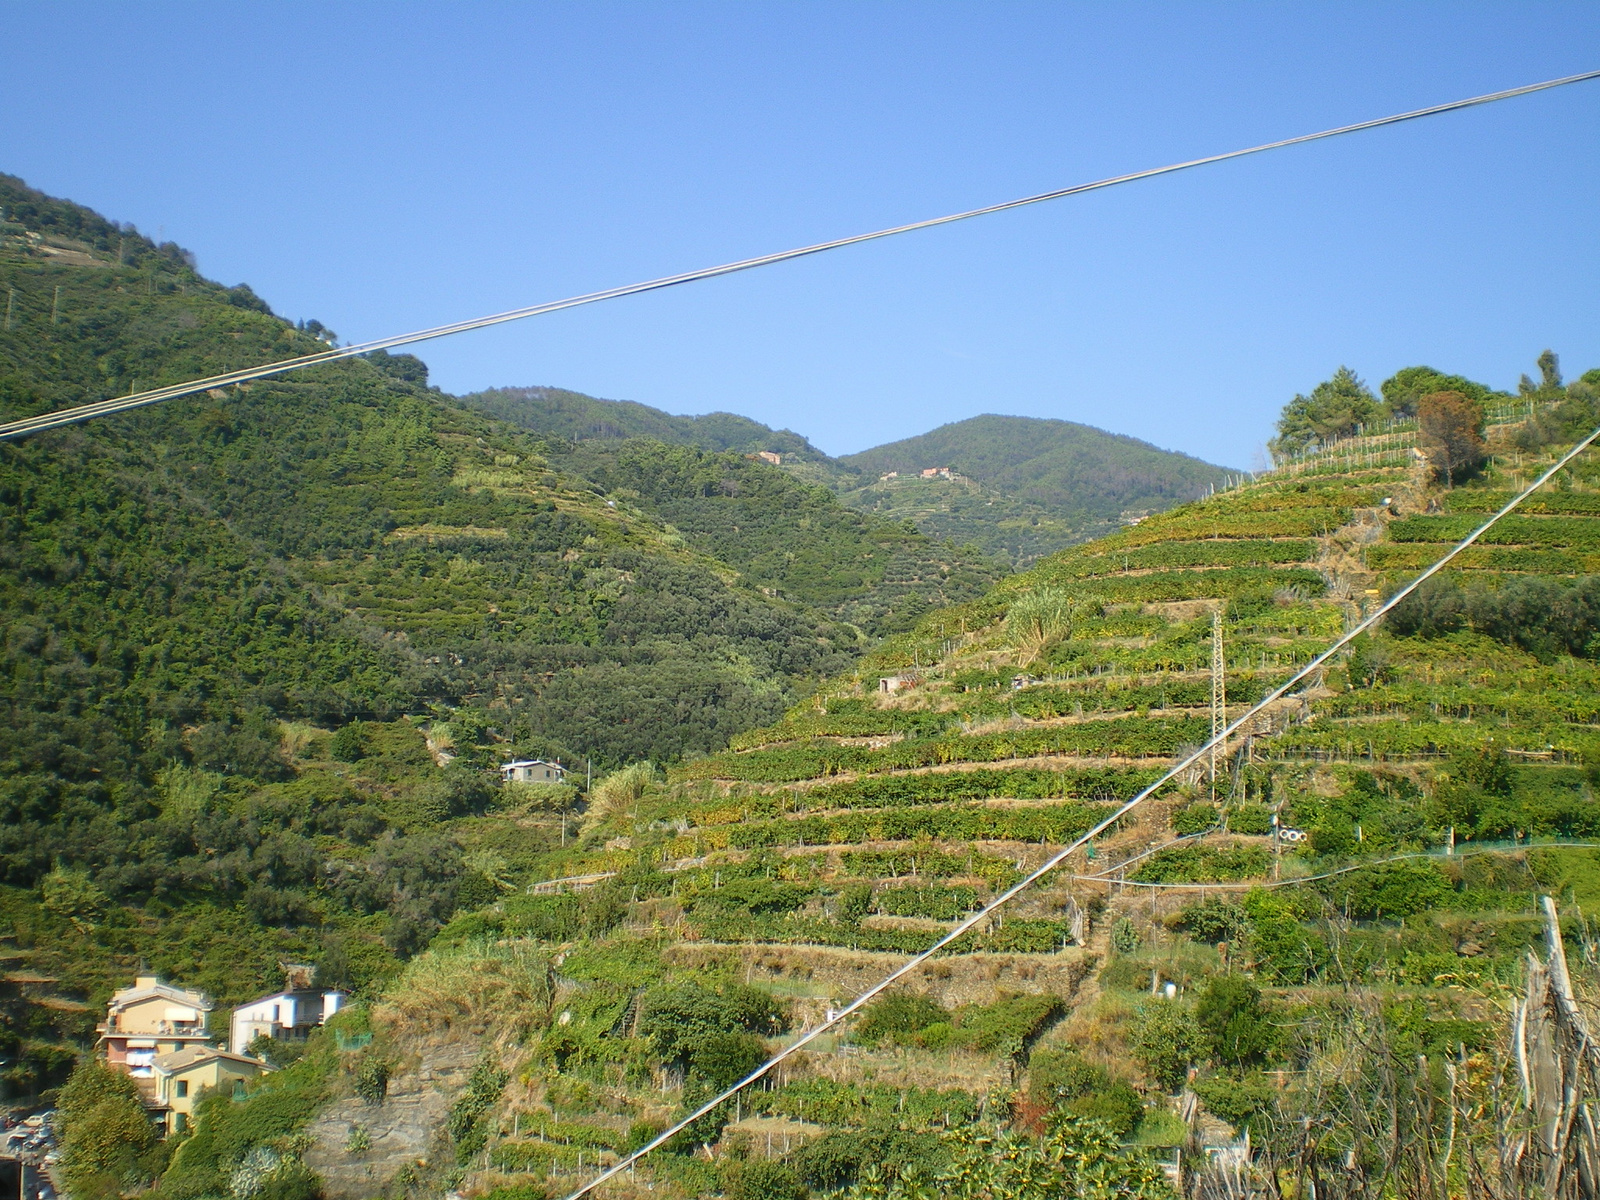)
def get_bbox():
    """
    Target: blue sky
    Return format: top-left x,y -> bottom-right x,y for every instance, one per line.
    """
2,2 -> 1597,467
